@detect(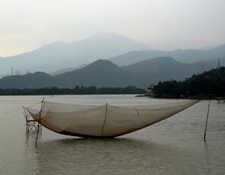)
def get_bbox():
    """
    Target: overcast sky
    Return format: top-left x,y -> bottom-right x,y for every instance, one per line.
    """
1,0 -> 225,57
